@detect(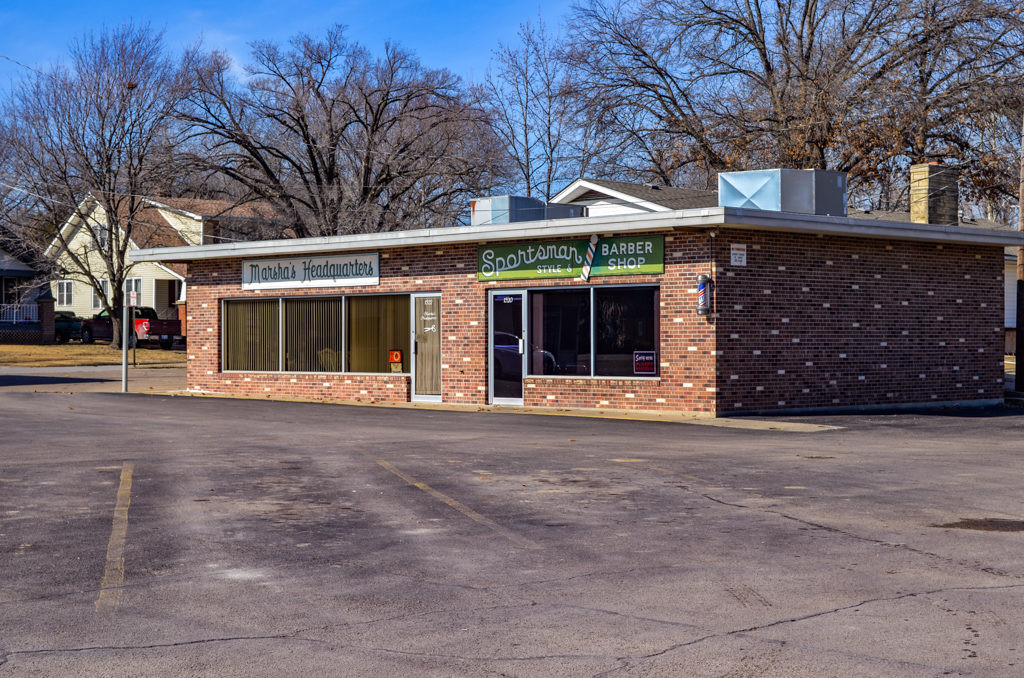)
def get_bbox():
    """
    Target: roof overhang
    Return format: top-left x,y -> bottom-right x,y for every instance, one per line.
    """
130,206 -> 1024,264
0,249 -> 35,276
549,178 -> 668,212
